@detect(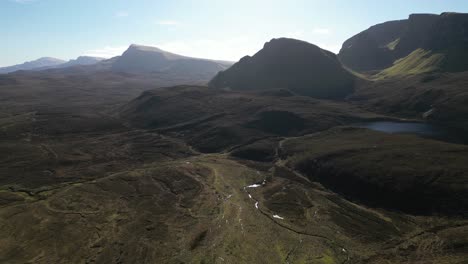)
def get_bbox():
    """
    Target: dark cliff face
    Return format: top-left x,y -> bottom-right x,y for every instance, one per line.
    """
339,20 -> 407,71
209,38 -> 355,99
339,13 -> 468,72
